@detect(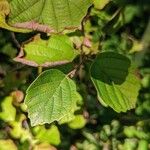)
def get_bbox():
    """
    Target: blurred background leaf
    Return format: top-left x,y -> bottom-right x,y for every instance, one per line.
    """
0,0 -> 150,149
